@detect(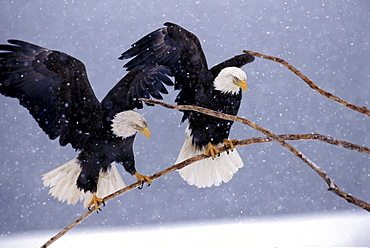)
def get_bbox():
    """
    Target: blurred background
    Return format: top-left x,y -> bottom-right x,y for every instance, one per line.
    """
0,0 -> 369,244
